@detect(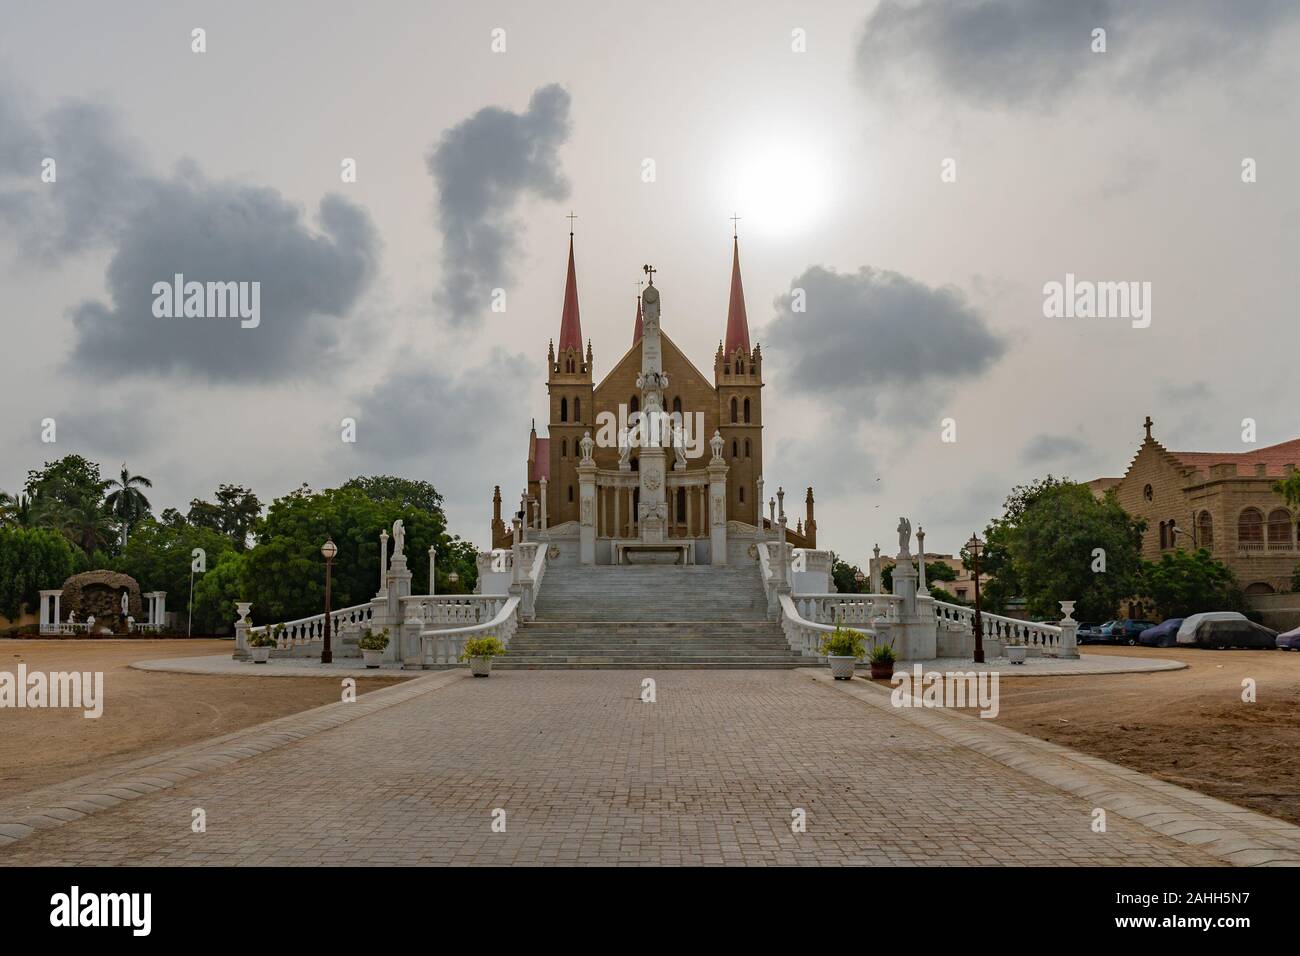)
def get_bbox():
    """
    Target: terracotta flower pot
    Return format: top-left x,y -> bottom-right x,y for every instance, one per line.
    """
869,661 -> 894,680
